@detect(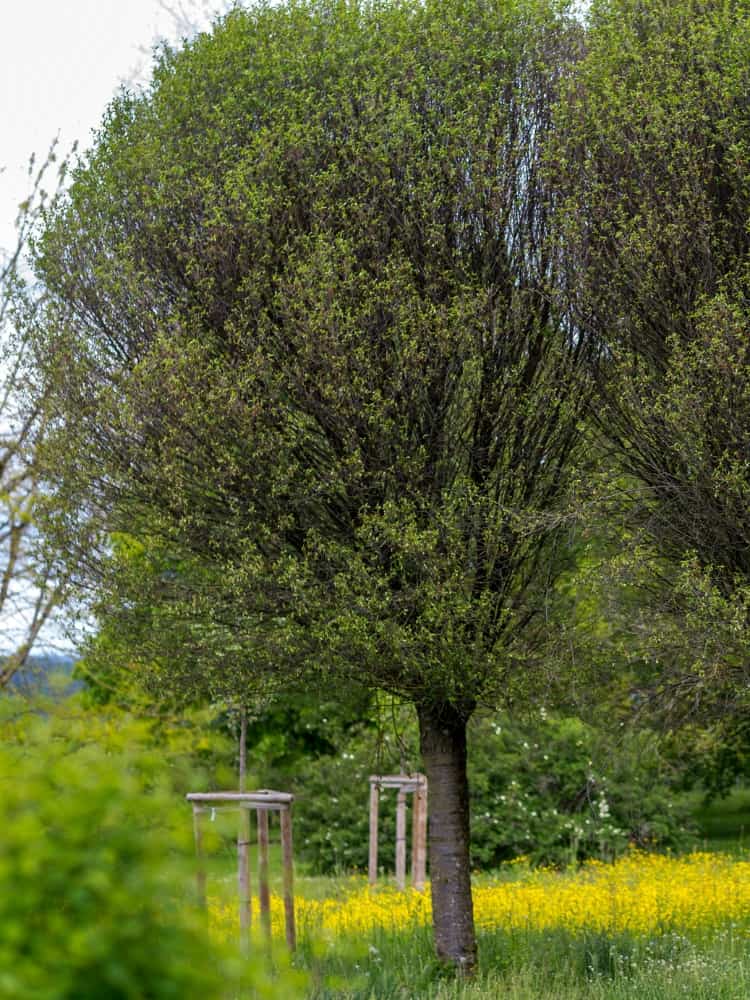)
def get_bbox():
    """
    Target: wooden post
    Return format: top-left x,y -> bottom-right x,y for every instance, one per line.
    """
280,805 -> 296,951
395,788 -> 407,890
238,807 -> 251,943
414,779 -> 428,891
257,808 -> 271,939
411,781 -> 421,887
239,707 -> 248,792
192,804 -> 207,907
238,710 -> 251,942
368,780 -> 380,885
